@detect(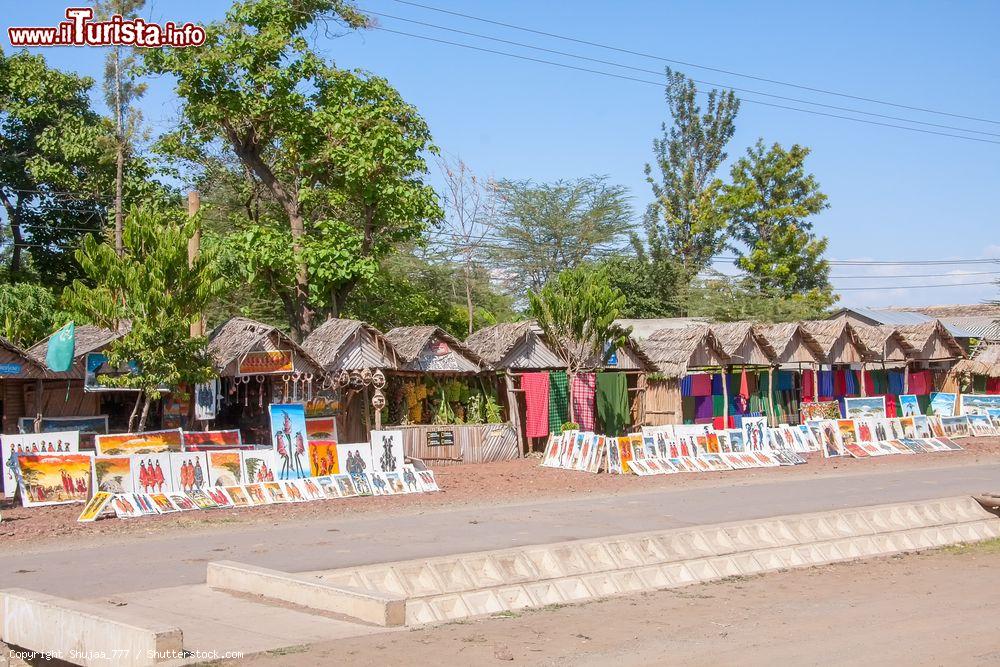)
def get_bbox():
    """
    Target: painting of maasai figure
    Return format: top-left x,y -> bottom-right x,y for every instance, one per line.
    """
268,403 -> 310,480
370,430 -> 405,475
